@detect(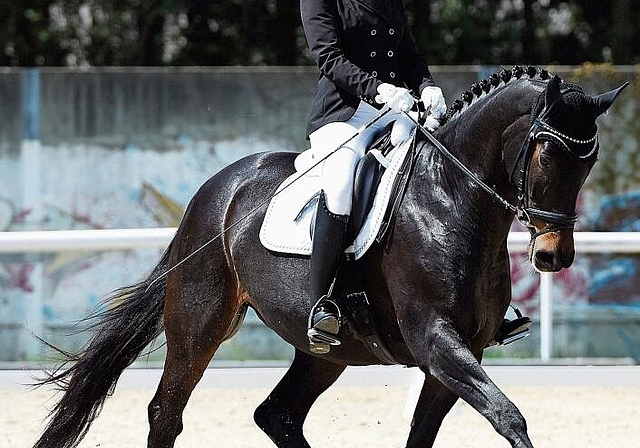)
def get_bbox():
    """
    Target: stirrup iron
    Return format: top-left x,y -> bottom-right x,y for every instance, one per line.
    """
308,297 -> 342,354
487,306 -> 532,348
499,306 -> 531,346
